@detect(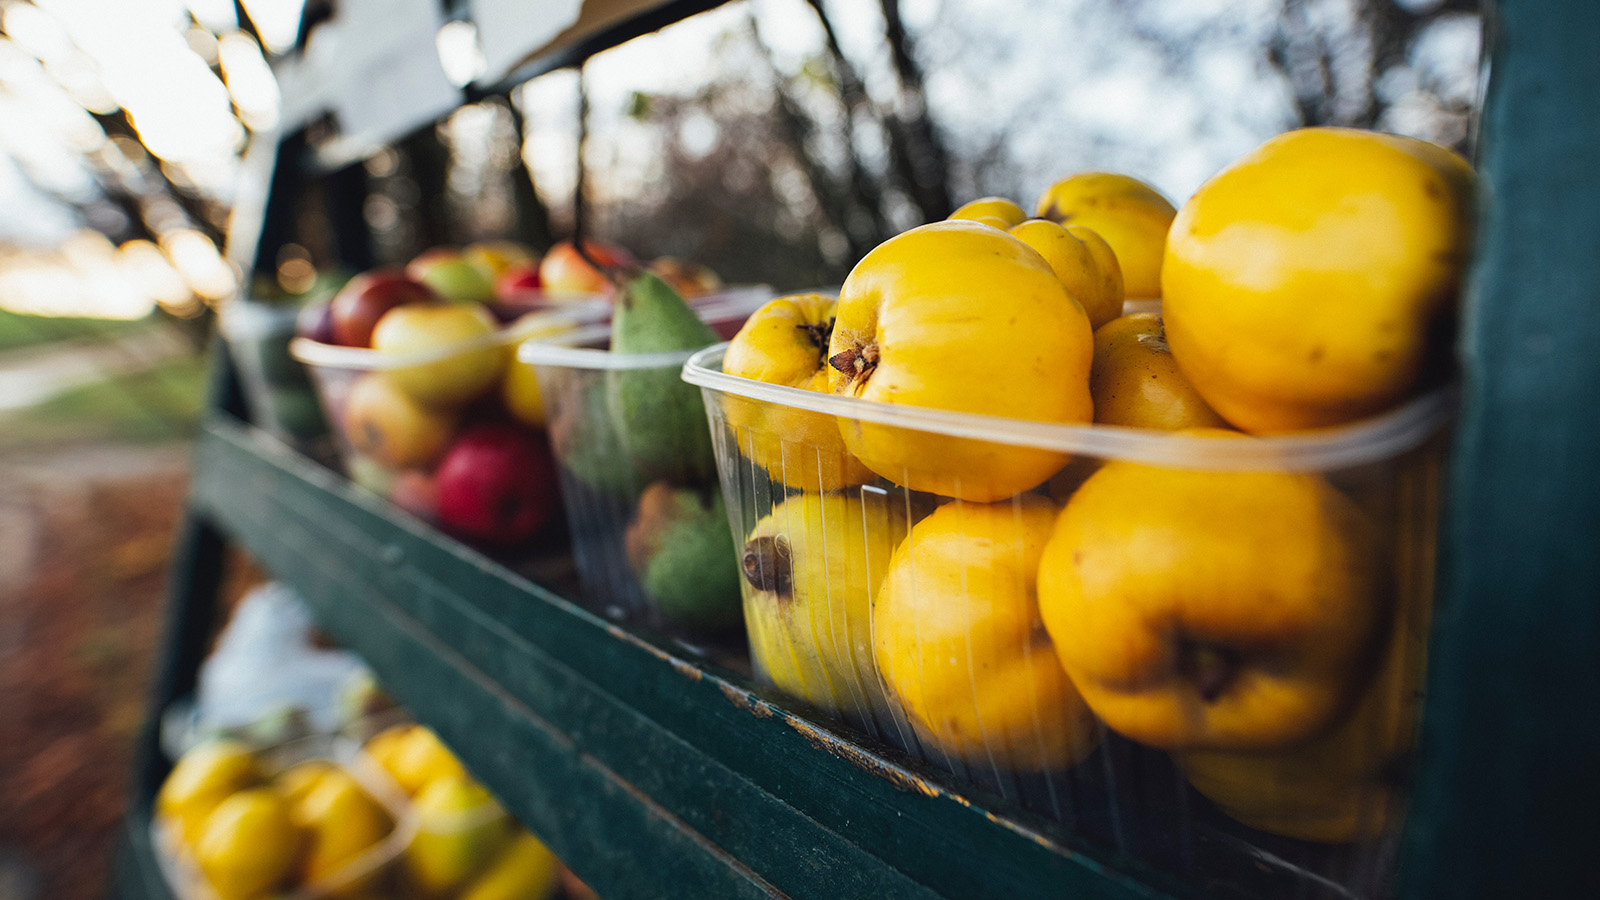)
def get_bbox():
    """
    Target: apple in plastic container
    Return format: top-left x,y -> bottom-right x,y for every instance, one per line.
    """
538,239 -> 635,299
493,261 -> 543,304
433,423 -> 558,547
369,302 -> 507,409
406,247 -> 498,306
328,271 -> 439,347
